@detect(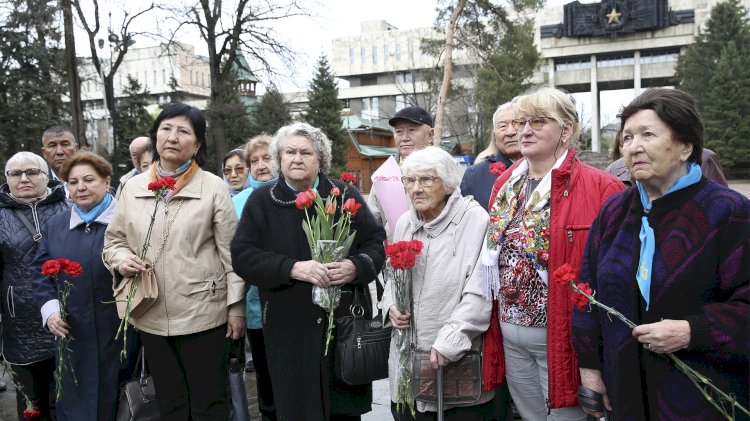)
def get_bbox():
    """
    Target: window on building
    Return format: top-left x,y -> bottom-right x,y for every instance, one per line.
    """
361,97 -> 379,120
144,71 -> 148,87
361,76 -> 377,86
202,73 -> 205,86
190,70 -> 193,85
395,95 -> 406,112
384,45 -> 389,62
372,47 -> 377,65
342,99 -> 351,110
349,48 -> 355,65
361,47 -> 366,64
404,72 -> 413,83
396,44 -> 401,60
395,73 -> 403,84
162,69 -> 166,84
408,40 -> 414,59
